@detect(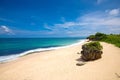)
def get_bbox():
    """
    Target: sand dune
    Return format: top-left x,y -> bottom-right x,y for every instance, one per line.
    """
0,42 -> 120,80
